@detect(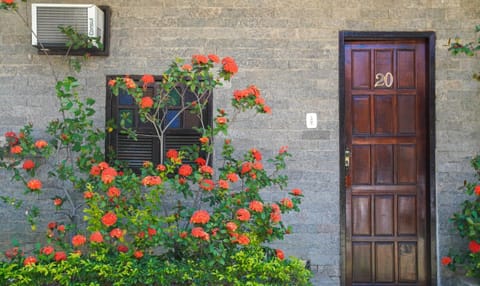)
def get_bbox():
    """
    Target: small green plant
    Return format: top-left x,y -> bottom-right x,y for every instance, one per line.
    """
448,24 -> 480,81
59,25 -> 104,72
